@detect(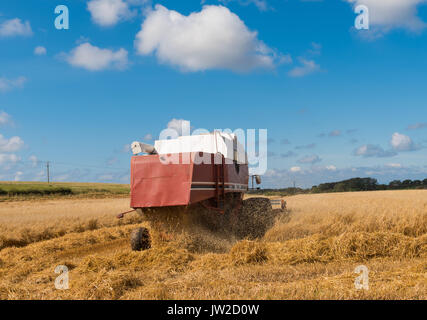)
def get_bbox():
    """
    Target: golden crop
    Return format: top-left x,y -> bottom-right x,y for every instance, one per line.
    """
0,190 -> 426,300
